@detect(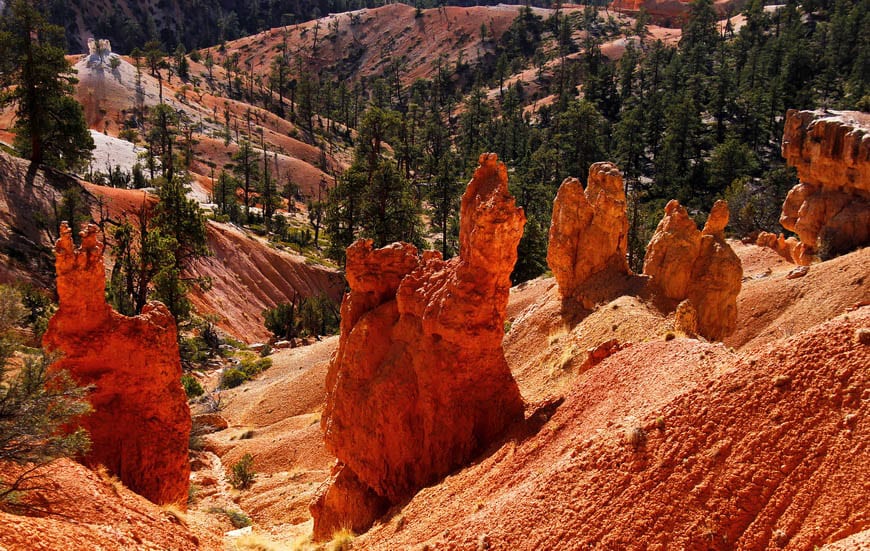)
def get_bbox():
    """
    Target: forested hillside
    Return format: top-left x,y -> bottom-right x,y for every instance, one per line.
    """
31,0 -> 613,53
213,0 -> 866,281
